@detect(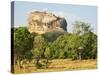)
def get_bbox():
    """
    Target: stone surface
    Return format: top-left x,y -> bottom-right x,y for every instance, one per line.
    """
28,11 -> 67,34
